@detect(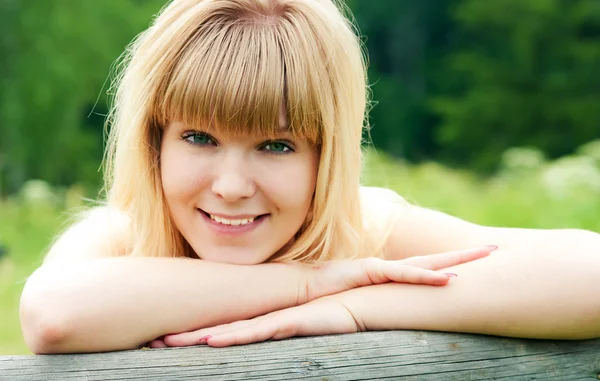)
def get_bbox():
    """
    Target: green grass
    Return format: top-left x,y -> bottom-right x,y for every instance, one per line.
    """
362,150 -> 600,232
0,201 -> 70,355
1,150 -> 599,355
